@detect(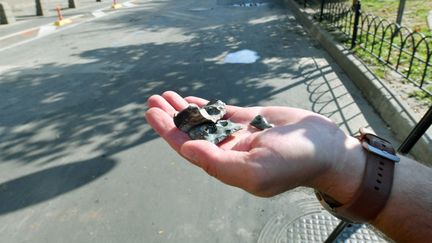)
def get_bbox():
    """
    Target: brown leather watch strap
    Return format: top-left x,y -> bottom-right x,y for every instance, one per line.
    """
316,132 -> 398,223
